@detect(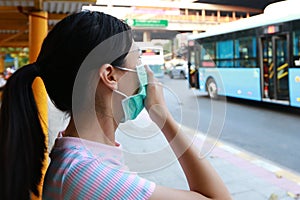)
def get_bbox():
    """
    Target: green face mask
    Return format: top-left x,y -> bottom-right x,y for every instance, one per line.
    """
114,65 -> 148,123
